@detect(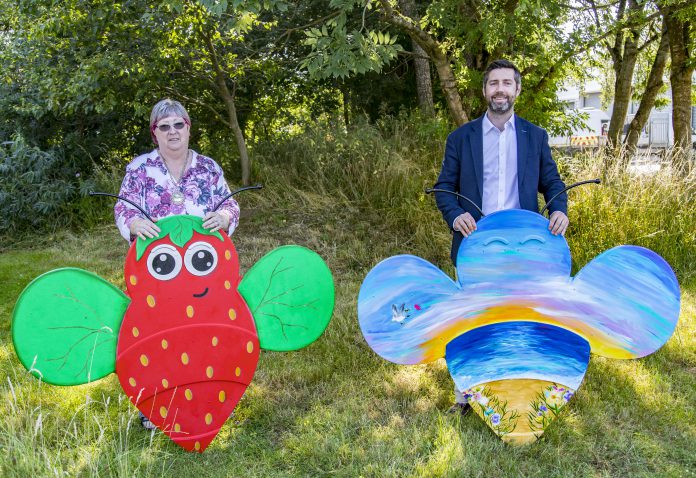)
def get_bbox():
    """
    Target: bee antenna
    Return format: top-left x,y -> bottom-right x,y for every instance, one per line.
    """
425,188 -> 485,217
540,179 -> 601,216
212,184 -> 263,212
89,192 -> 155,223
